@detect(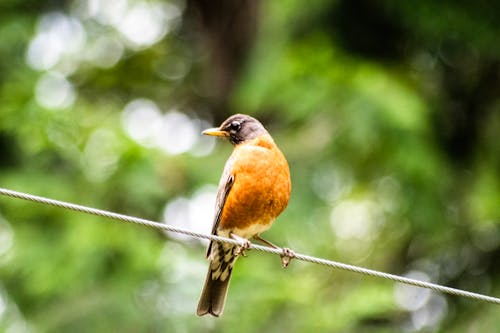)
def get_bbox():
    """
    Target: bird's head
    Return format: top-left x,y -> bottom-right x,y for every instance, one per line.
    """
202,114 -> 269,145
